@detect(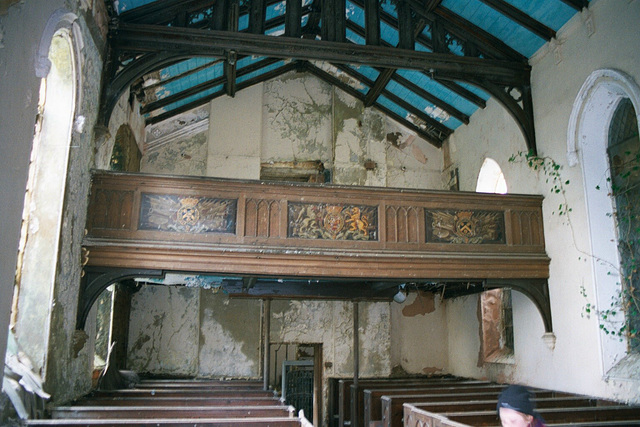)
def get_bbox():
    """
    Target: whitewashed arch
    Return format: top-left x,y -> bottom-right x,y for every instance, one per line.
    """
567,69 -> 640,377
